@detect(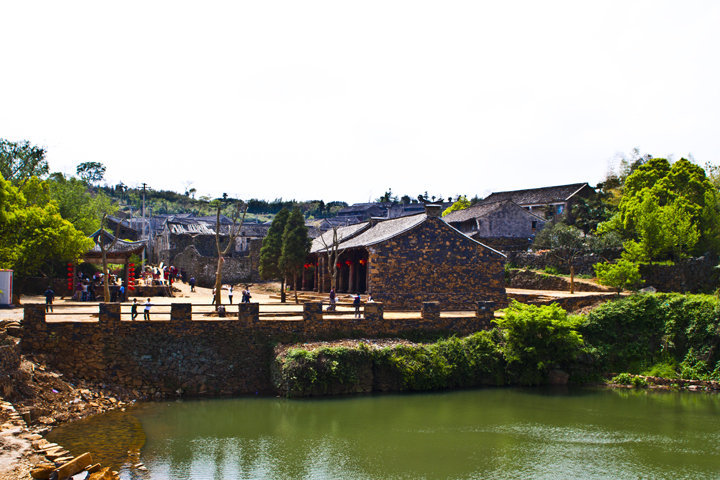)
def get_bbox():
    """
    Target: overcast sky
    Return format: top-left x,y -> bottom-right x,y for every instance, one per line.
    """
2,1 -> 719,203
